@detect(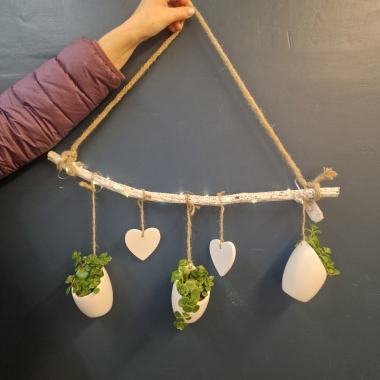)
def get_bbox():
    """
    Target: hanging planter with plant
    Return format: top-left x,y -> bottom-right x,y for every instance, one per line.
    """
282,223 -> 340,302
171,194 -> 215,330
64,176 -> 113,318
